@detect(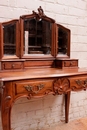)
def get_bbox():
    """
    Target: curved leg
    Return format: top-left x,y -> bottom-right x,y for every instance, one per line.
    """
65,91 -> 71,123
1,82 -> 13,130
1,96 -> 12,130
